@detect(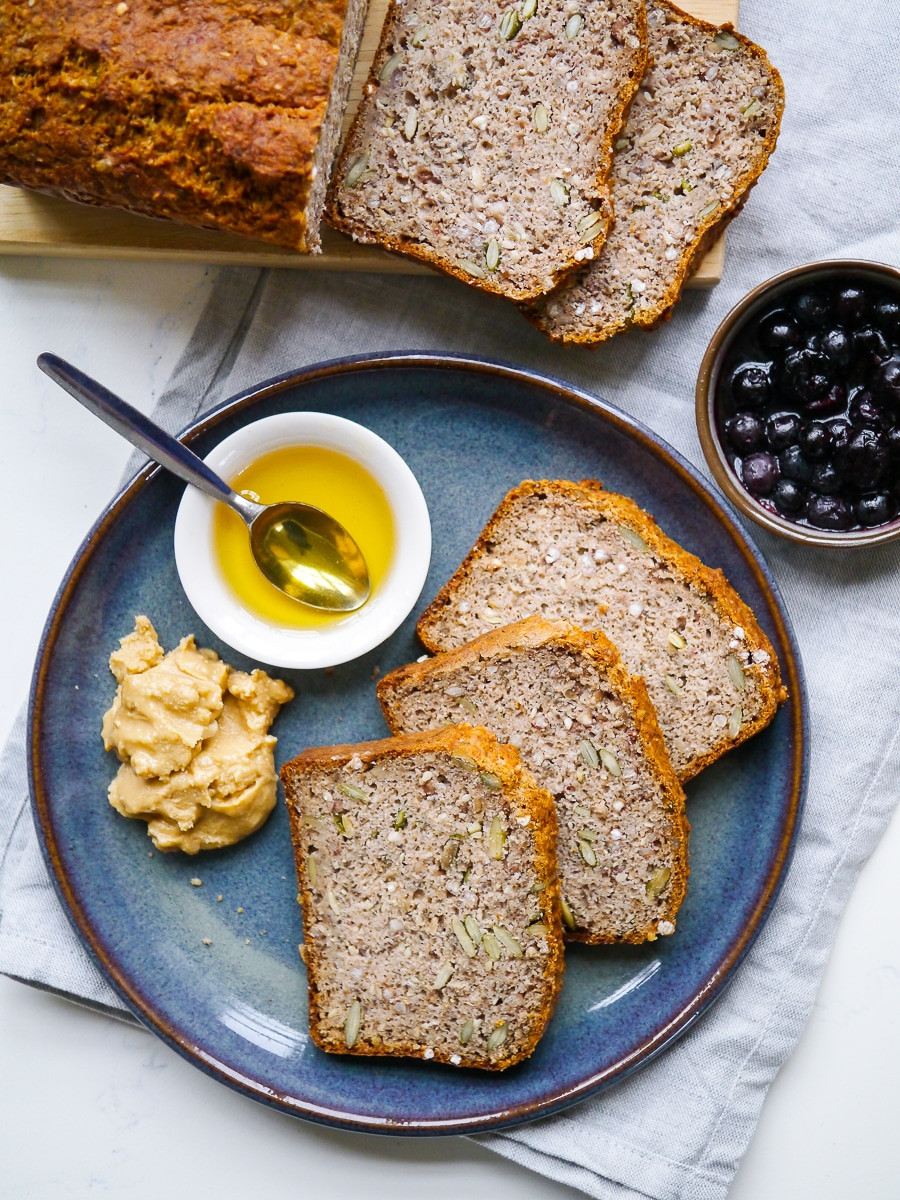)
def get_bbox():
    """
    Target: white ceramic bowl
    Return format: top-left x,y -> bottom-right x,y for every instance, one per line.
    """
174,412 -> 431,668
